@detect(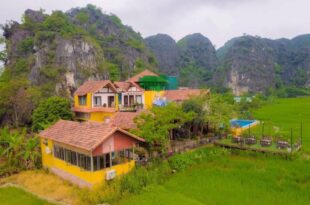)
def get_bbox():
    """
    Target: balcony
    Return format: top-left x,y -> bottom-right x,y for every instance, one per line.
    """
118,104 -> 144,112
